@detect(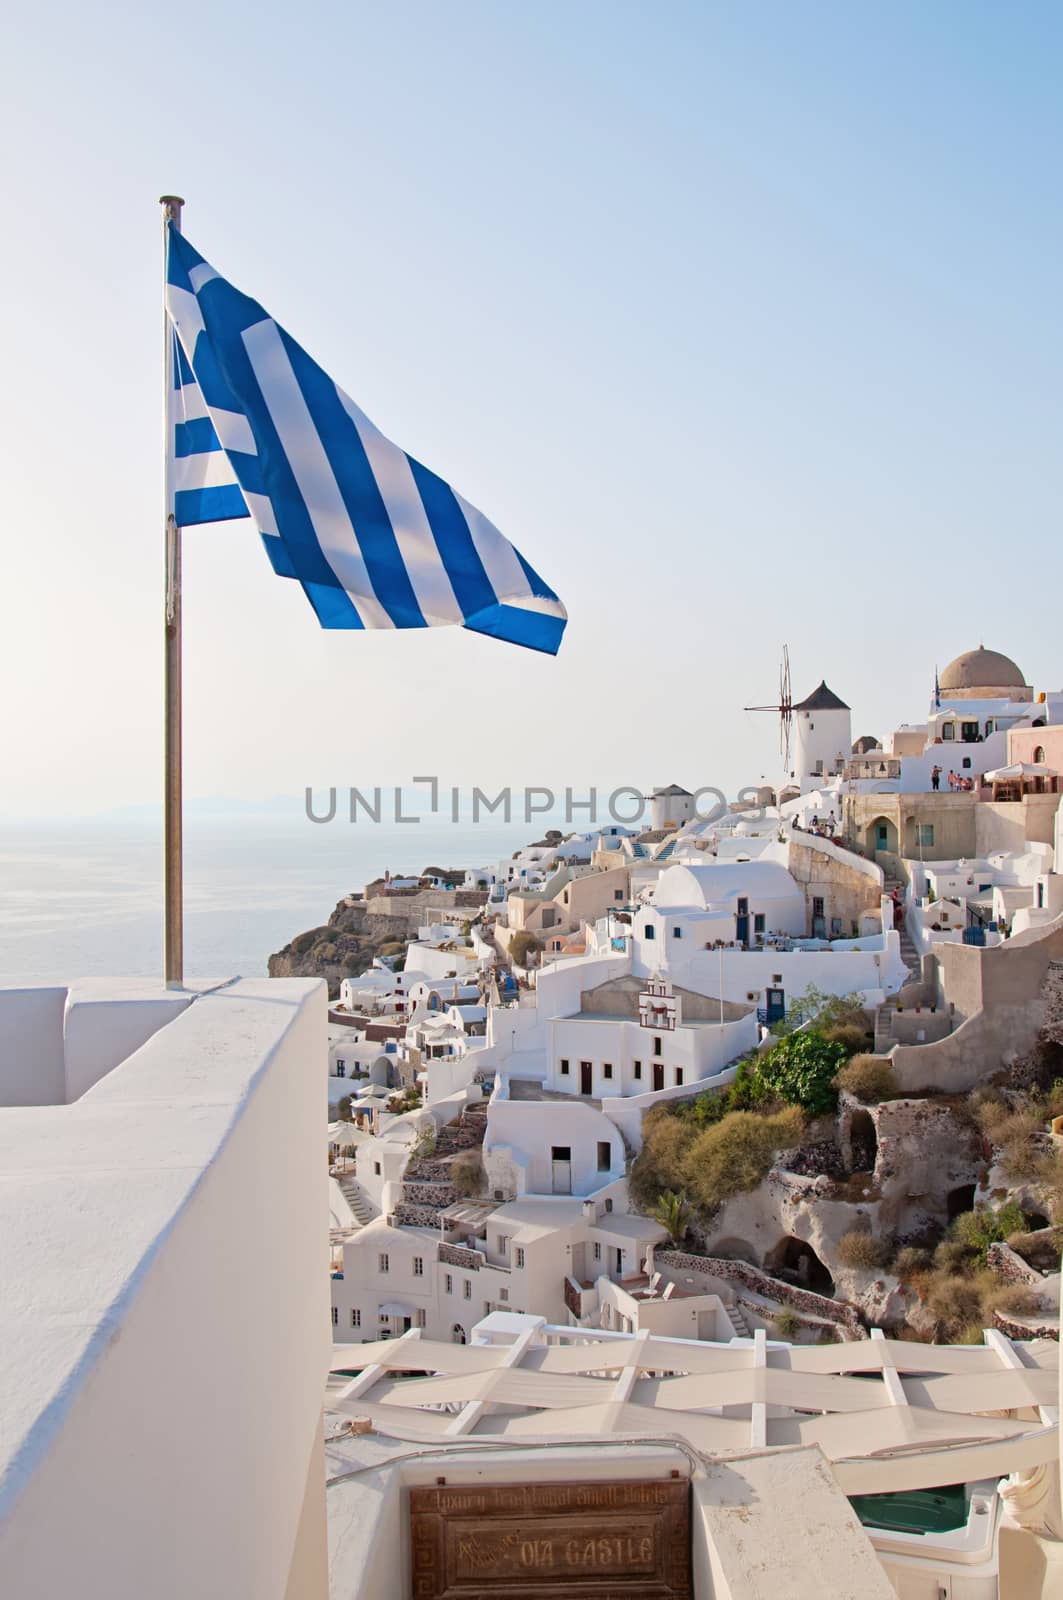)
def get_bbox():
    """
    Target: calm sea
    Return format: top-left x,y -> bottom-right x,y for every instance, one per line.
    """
0,813 -> 538,984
